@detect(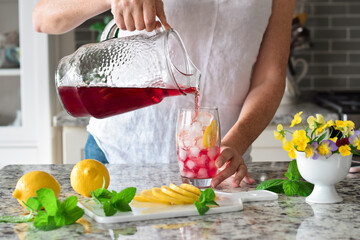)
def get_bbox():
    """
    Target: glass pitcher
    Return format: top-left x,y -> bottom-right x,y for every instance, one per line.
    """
56,19 -> 200,118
